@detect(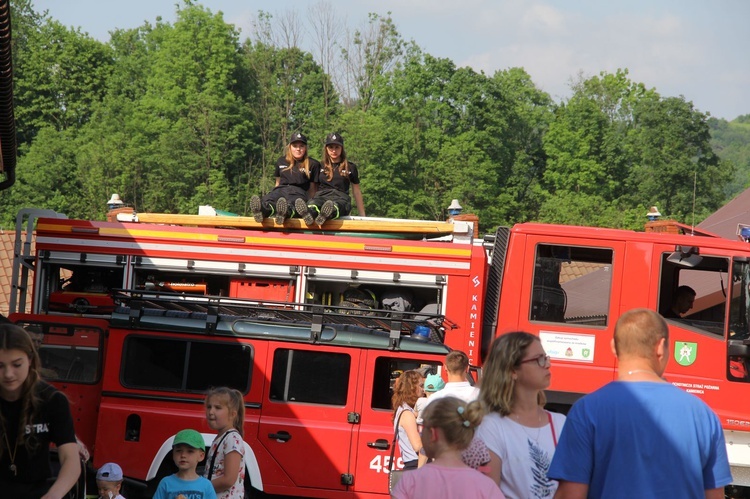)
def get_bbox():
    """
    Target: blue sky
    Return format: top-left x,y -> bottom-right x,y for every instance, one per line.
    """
34,0 -> 749,120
